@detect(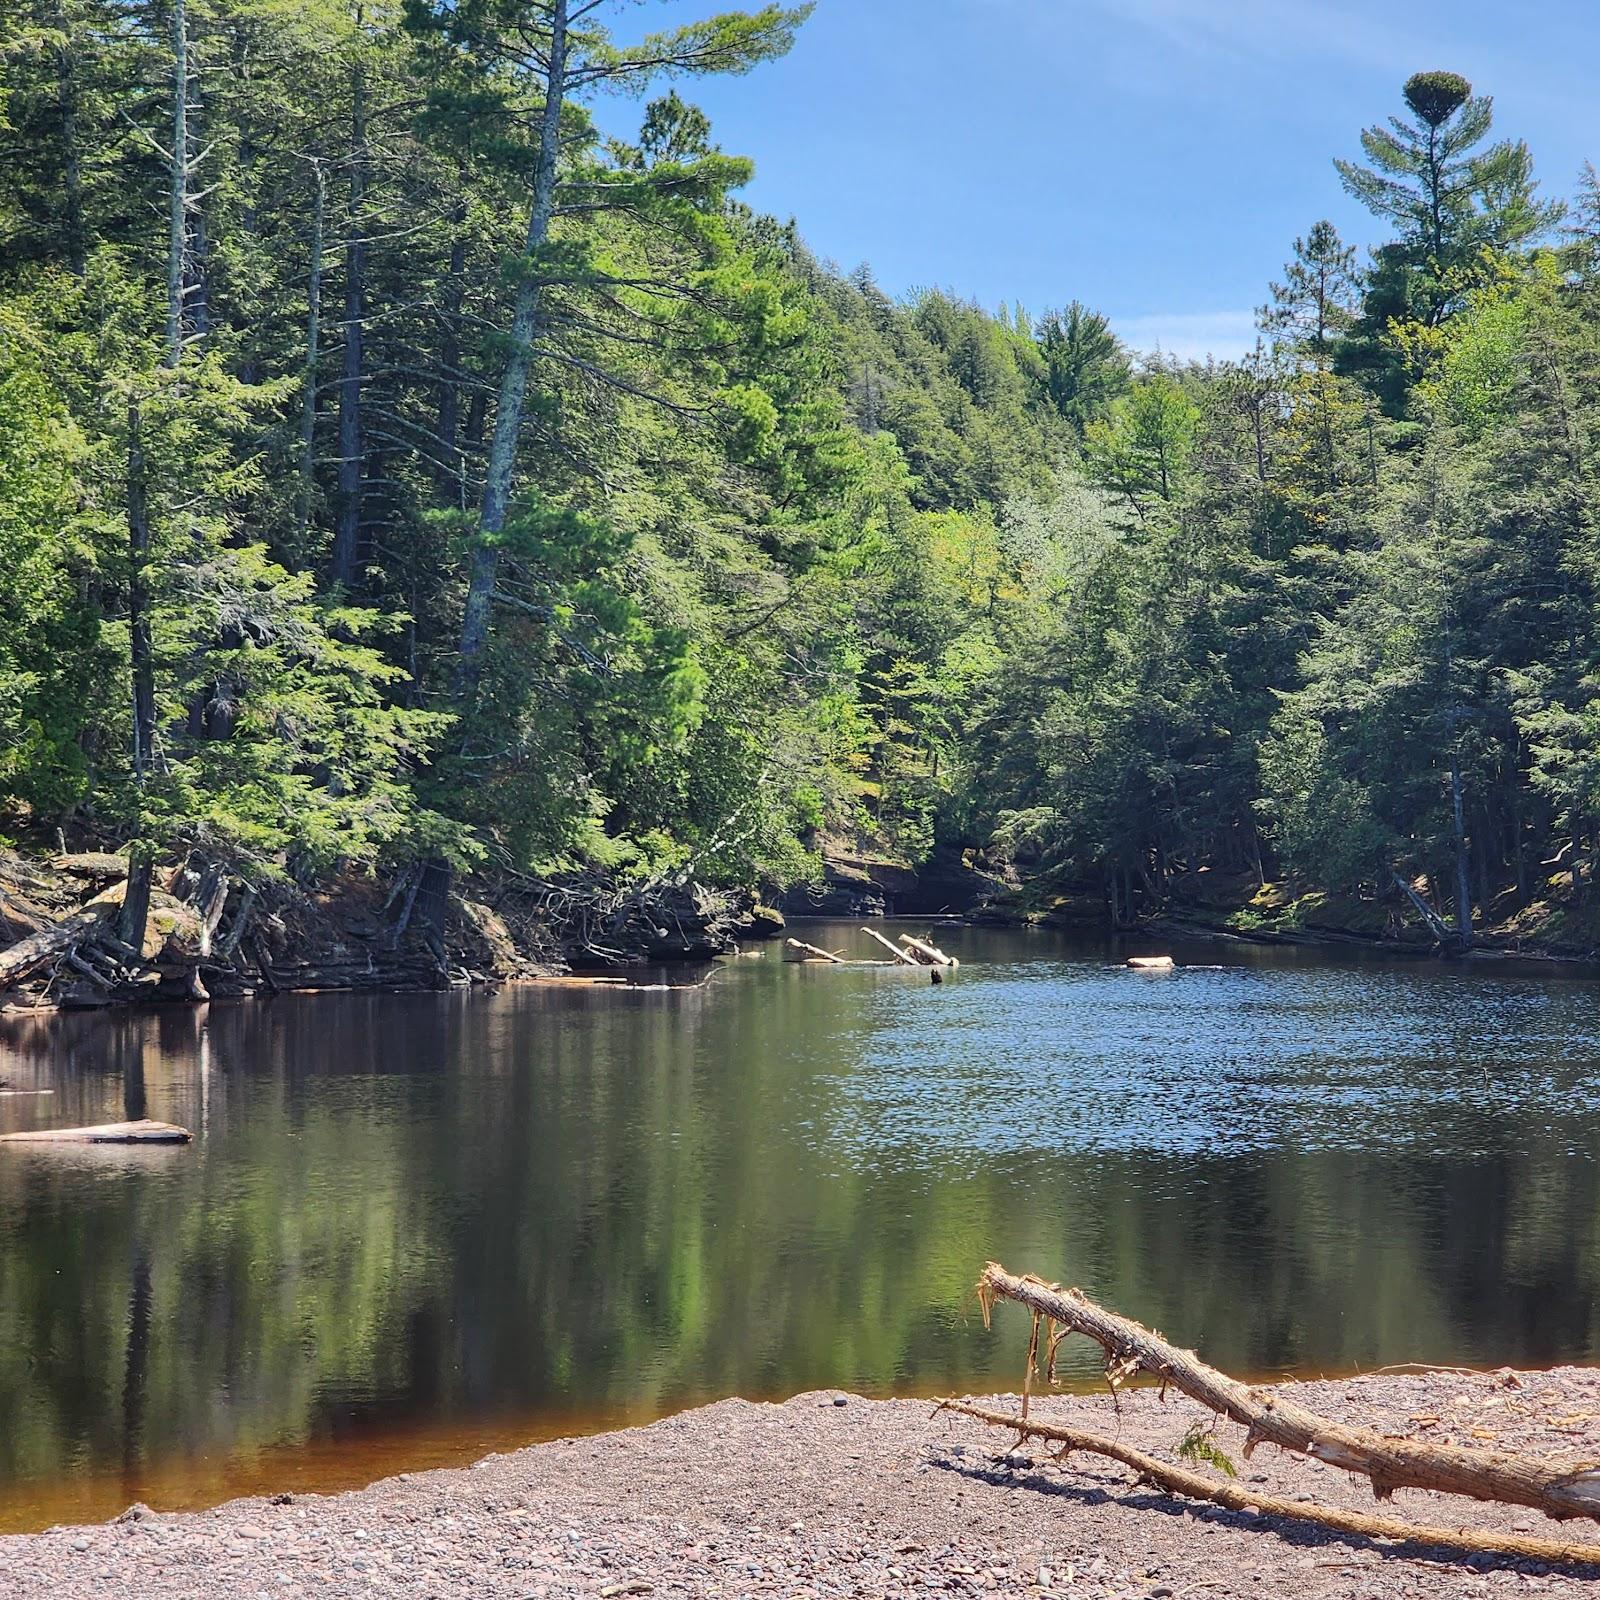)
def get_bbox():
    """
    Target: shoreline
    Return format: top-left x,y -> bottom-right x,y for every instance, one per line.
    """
6,1371 -> 1600,1598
